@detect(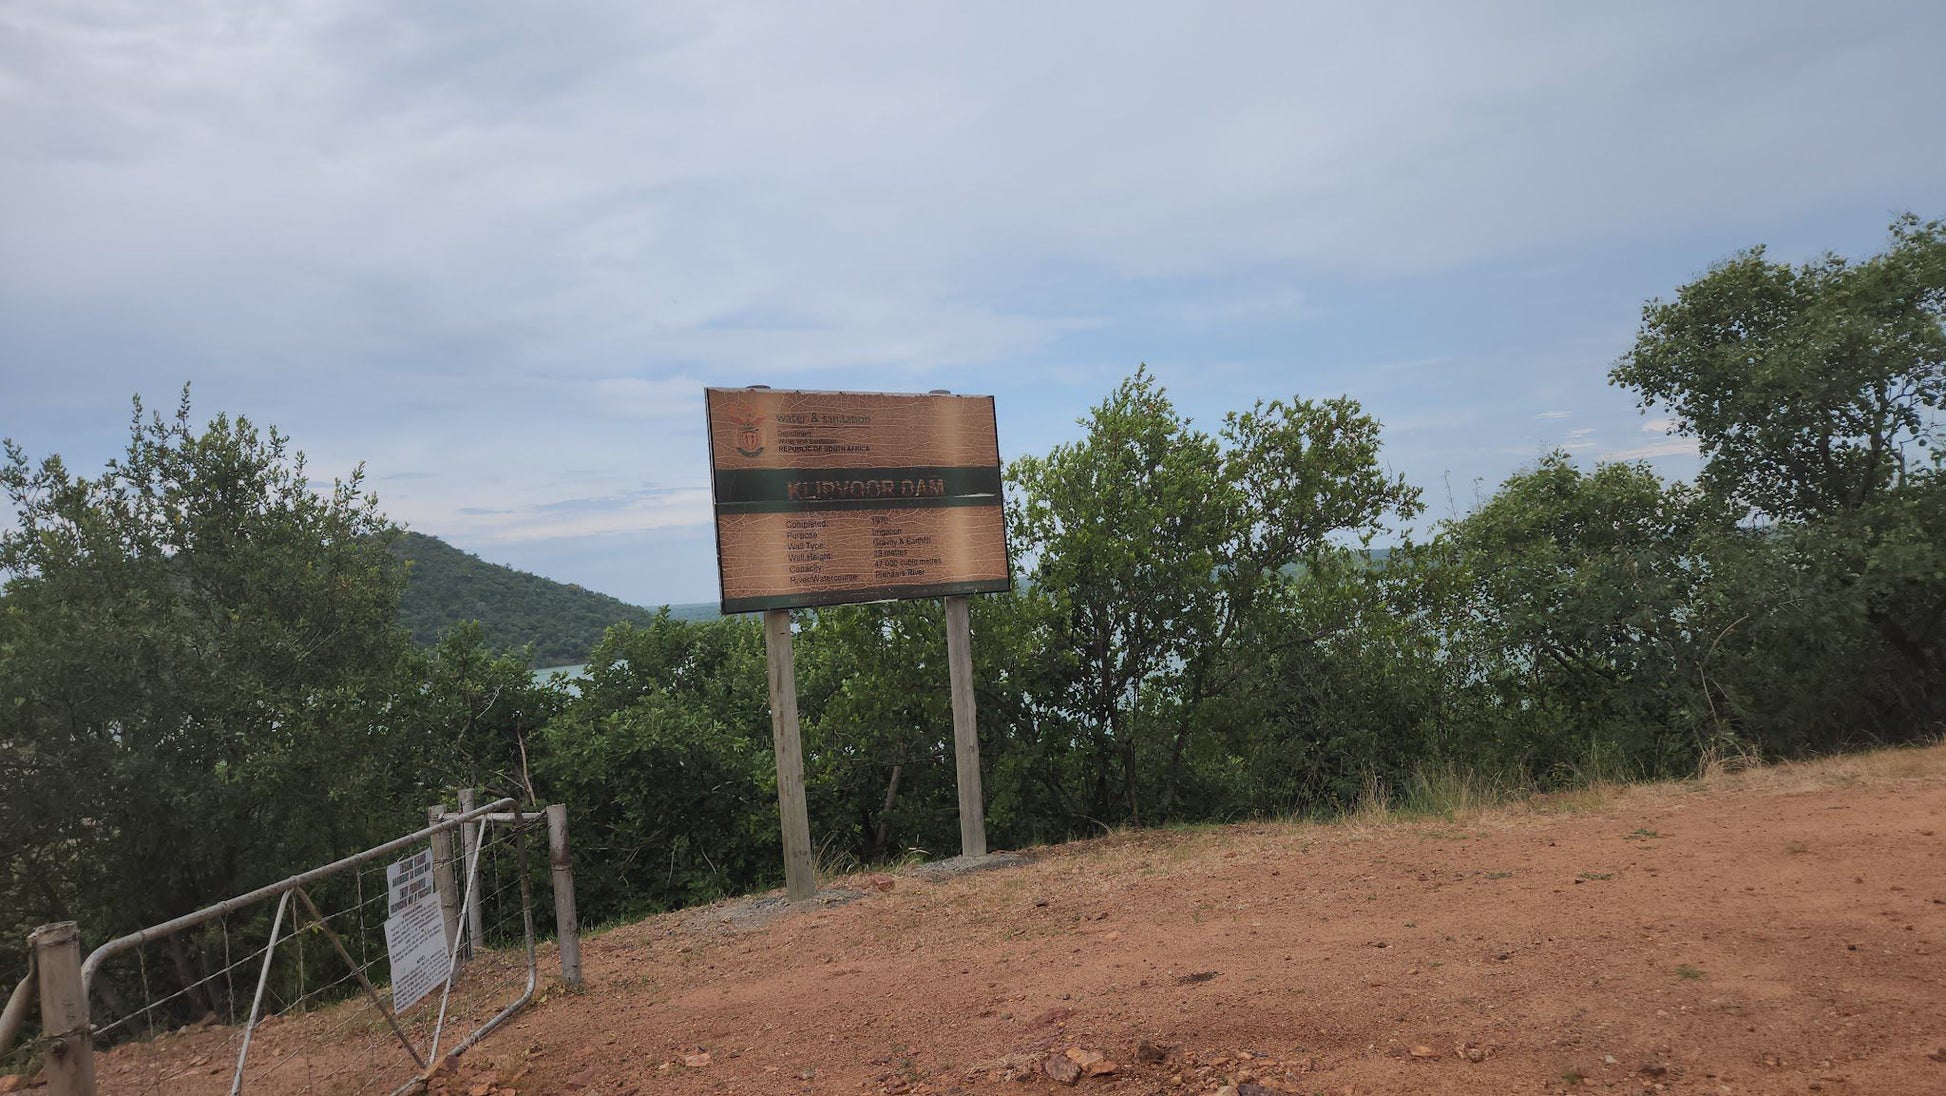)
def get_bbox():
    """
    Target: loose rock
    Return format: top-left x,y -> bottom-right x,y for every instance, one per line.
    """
1065,1047 -> 1108,1073
1043,1055 -> 1082,1085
